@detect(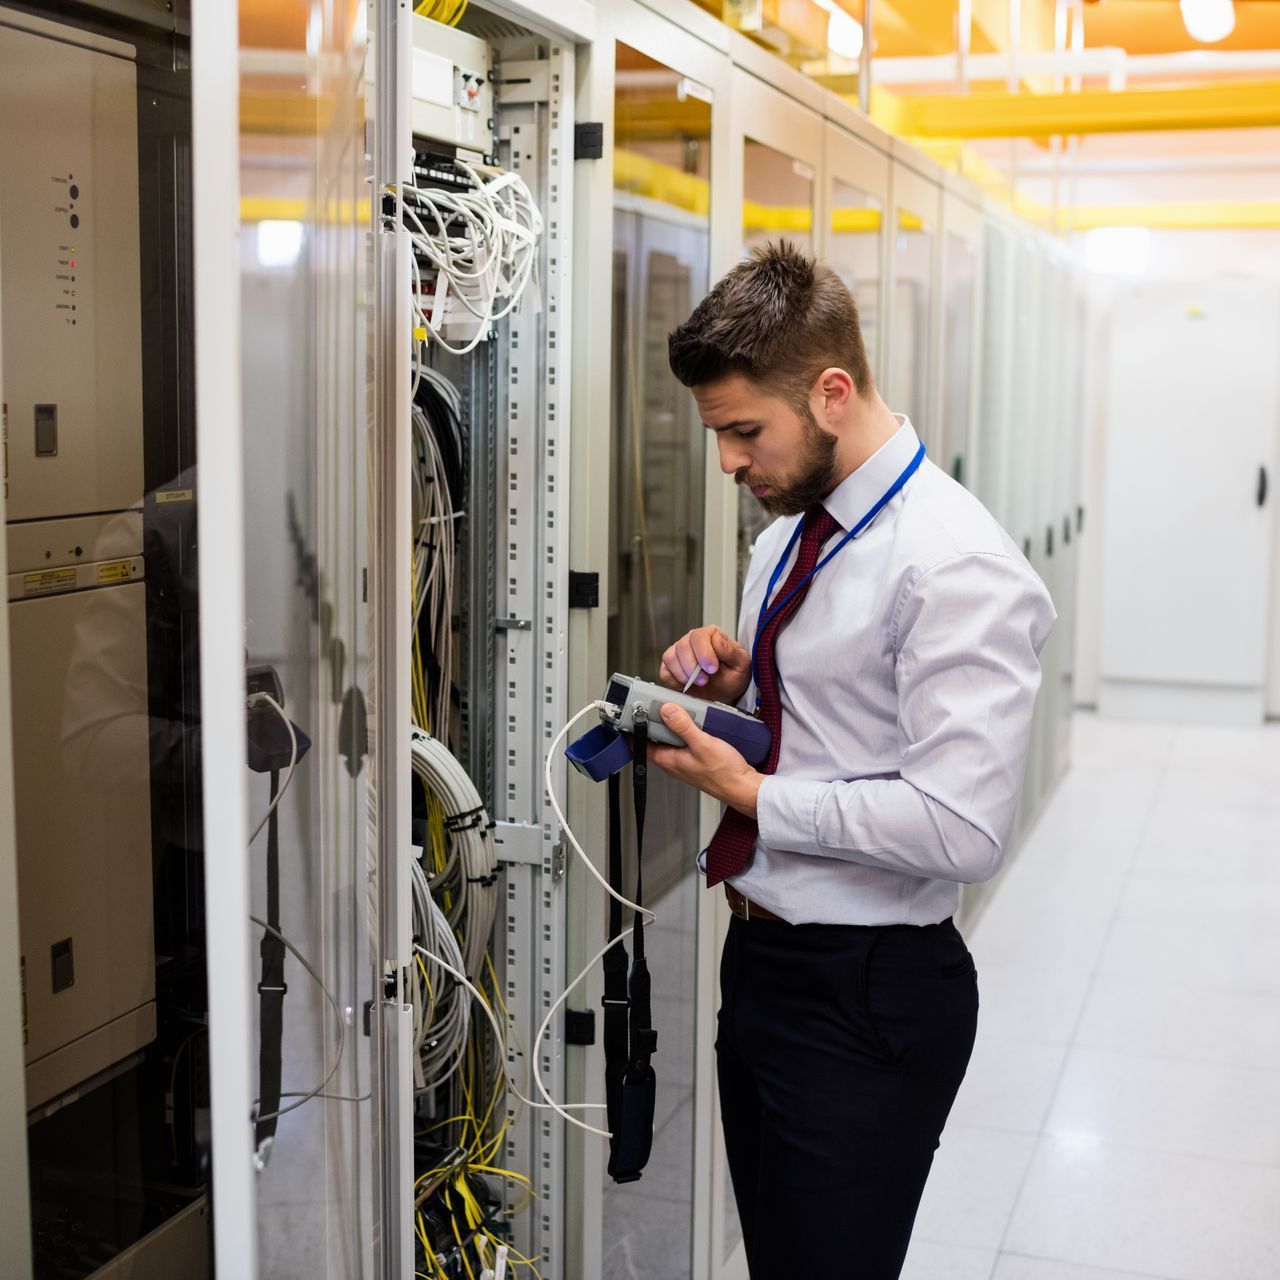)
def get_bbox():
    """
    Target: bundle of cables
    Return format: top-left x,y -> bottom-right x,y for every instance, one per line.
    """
410,727 -> 497,1010
414,0 -> 468,26
412,367 -> 466,741
411,728 -> 543,1278
402,159 -> 544,357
